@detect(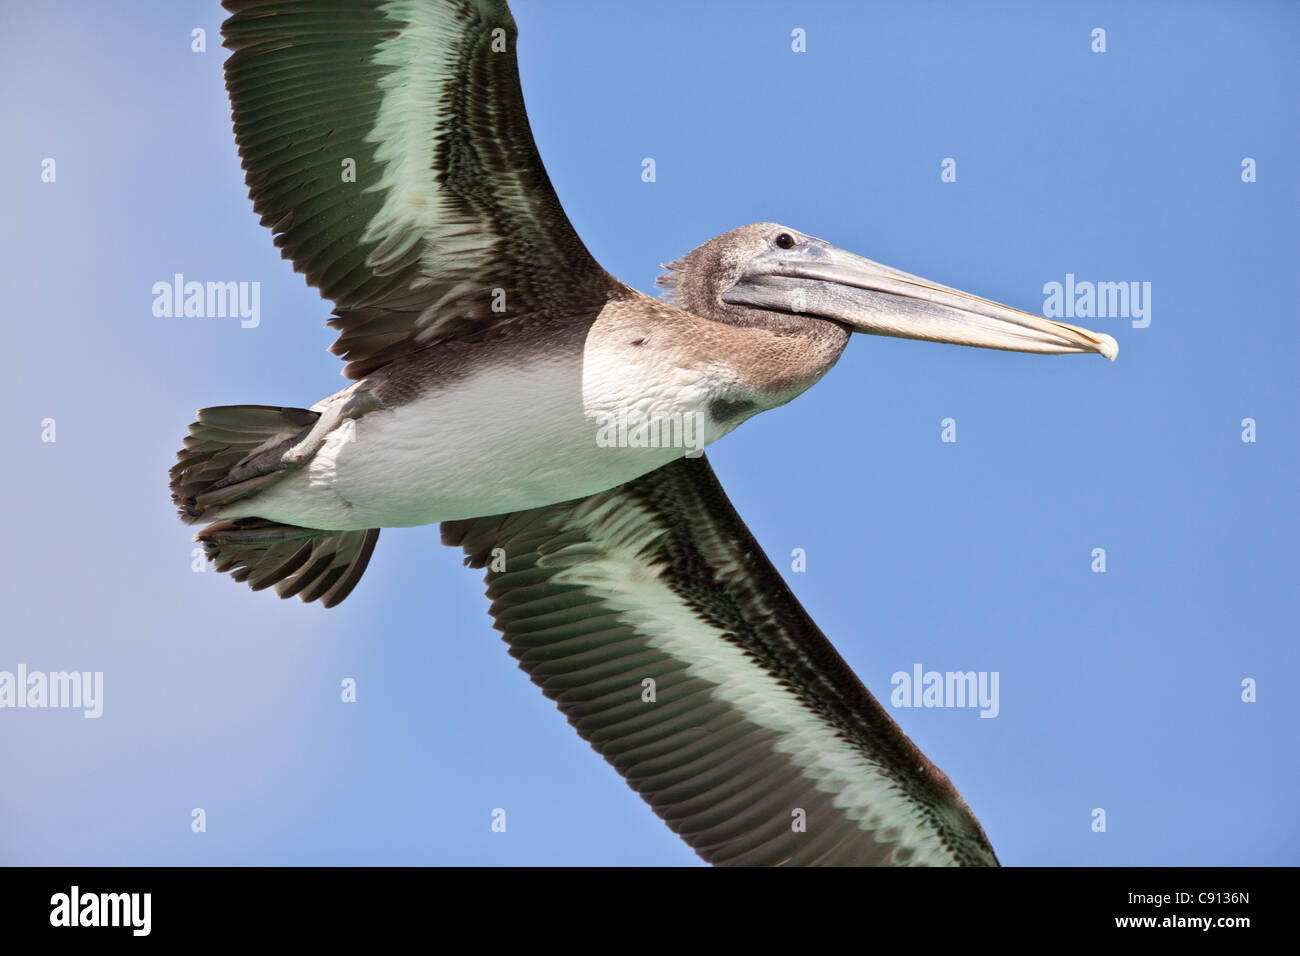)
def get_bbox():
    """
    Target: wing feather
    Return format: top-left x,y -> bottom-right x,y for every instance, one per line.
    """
222,0 -> 611,378
443,455 -> 999,866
